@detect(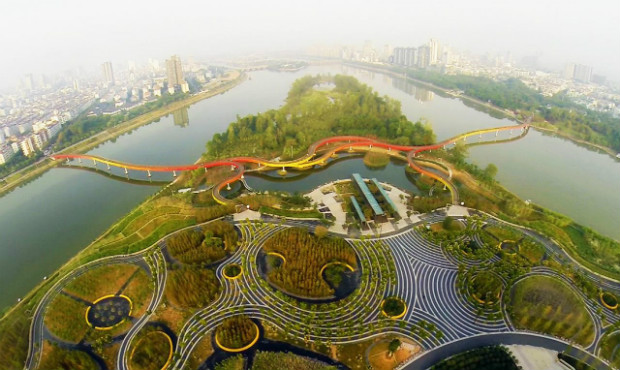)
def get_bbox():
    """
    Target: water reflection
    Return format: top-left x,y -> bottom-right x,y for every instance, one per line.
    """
173,107 -> 189,127
391,77 -> 434,102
